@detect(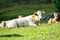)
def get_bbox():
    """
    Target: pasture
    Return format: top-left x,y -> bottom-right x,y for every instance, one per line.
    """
0,4 -> 56,21
0,23 -> 60,40
0,4 -> 60,40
